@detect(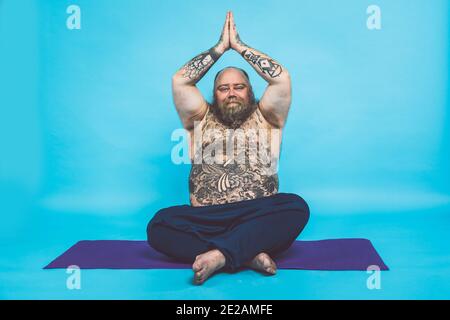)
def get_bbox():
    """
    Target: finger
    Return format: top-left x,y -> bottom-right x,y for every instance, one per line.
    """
221,13 -> 228,41
228,14 -> 233,35
222,12 -> 228,33
230,11 -> 235,30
